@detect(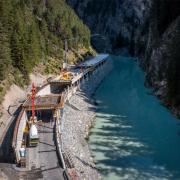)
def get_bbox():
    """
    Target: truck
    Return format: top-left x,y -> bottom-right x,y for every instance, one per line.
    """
28,124 -> 39,147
